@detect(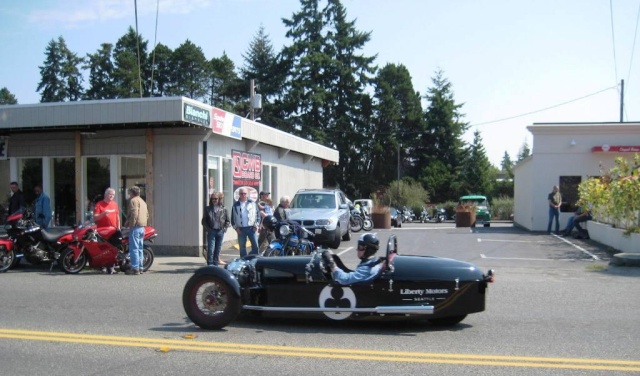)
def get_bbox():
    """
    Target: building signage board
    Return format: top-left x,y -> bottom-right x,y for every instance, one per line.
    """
231,149 -> 261,201
212,108 -> 242,140
591,145 -> 640,153
183,103 -> 211,127
0,138 -> 7,160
